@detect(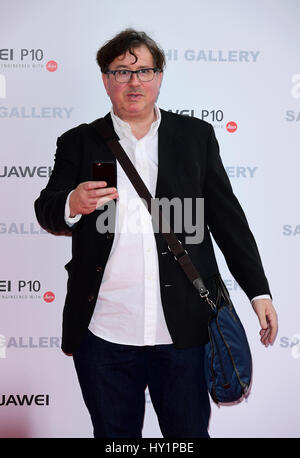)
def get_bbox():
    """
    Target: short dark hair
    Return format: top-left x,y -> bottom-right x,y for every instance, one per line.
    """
96,28 -> 166,73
